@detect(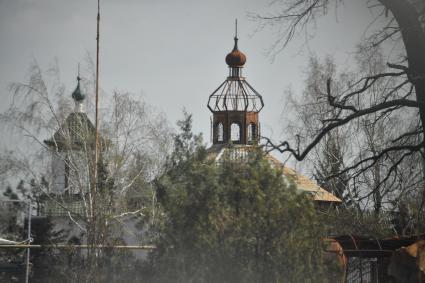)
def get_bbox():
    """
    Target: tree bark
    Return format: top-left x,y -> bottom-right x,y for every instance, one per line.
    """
380,0 -> 425,132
